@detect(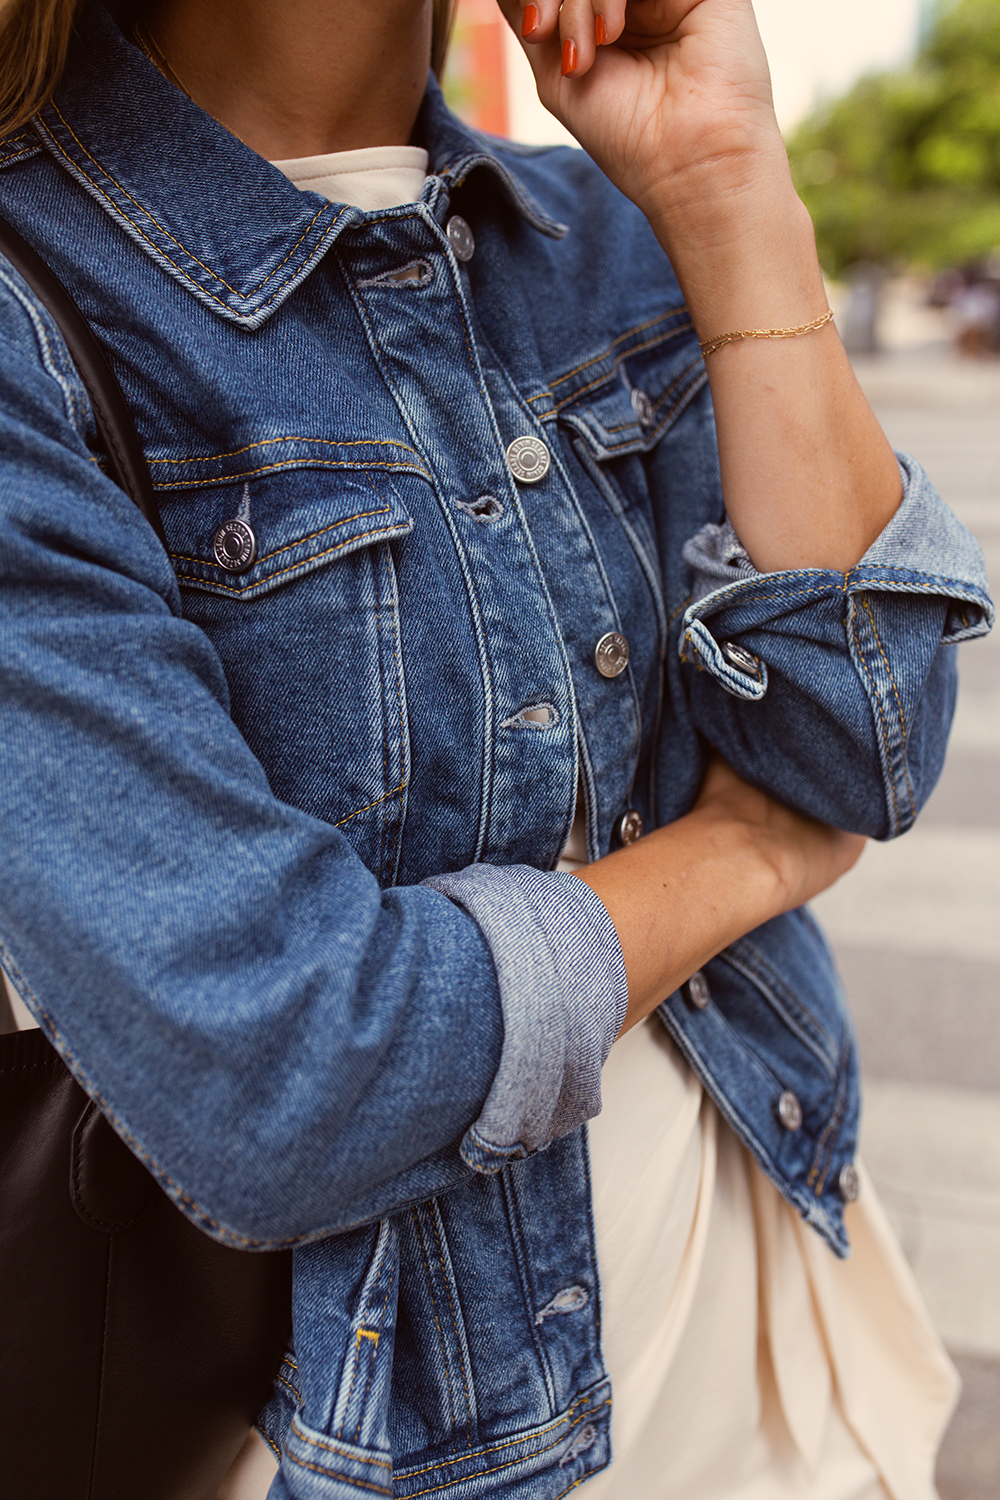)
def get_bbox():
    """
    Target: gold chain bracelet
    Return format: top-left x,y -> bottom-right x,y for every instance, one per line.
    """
699,308 -> 835,359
